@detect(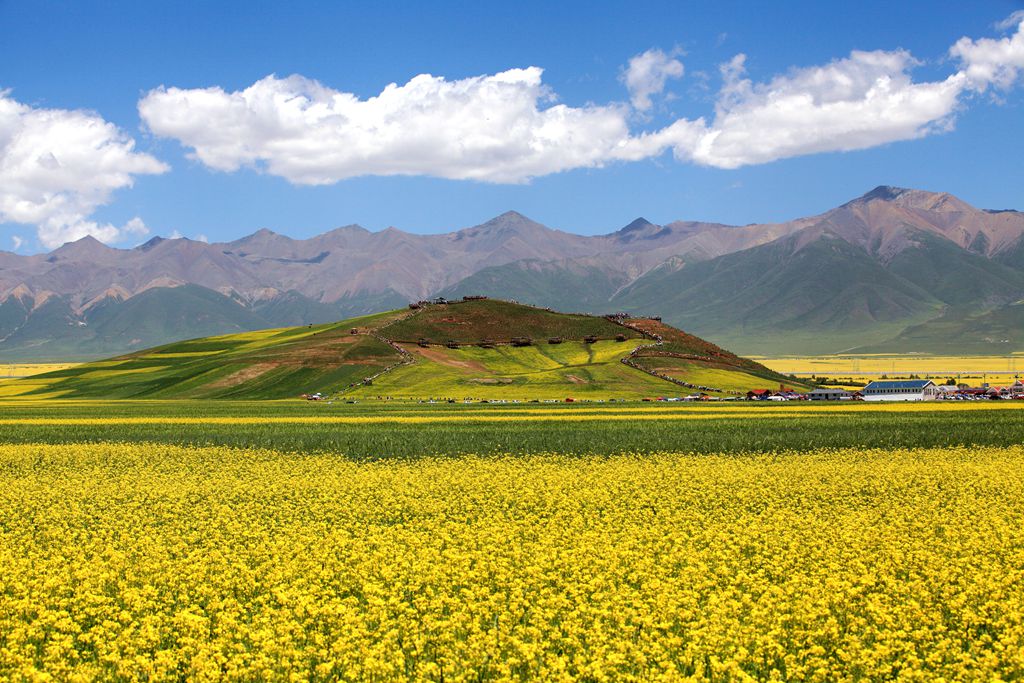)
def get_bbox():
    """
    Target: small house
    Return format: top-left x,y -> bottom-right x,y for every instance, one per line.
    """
862,379 -> 938,402
807,388 -> 851,401
777,390 -> 808,400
